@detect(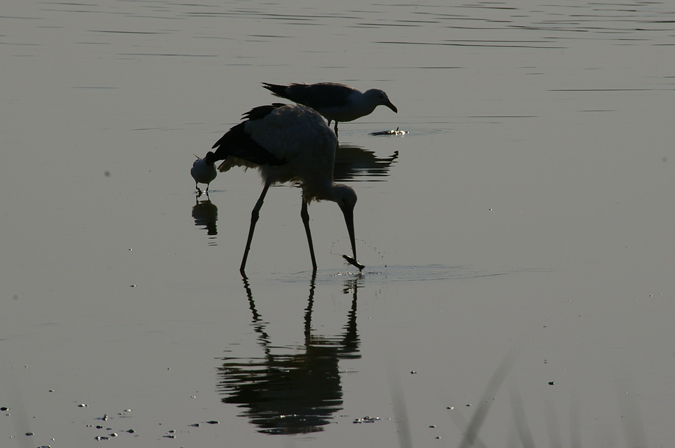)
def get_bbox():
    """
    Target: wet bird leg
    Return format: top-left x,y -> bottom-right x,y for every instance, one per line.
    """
240,181 -> 271,276
301,201 -> 318,271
